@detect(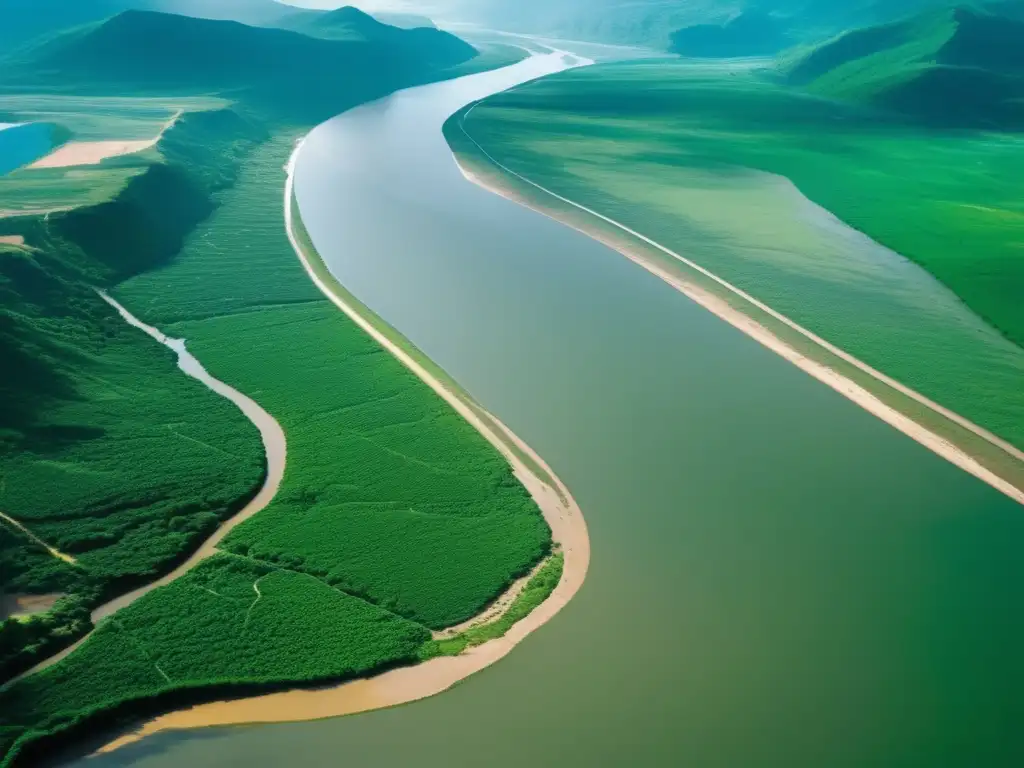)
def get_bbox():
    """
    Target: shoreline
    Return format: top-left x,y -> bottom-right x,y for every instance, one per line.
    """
90,135 -> 590,754
28,109 -> 183,170
449,129 -> 1024,507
